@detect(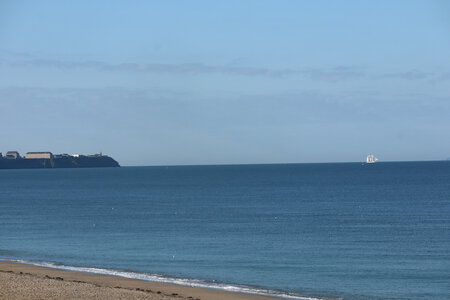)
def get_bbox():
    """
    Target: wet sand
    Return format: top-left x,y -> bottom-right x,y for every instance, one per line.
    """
0,260 -> 277,300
